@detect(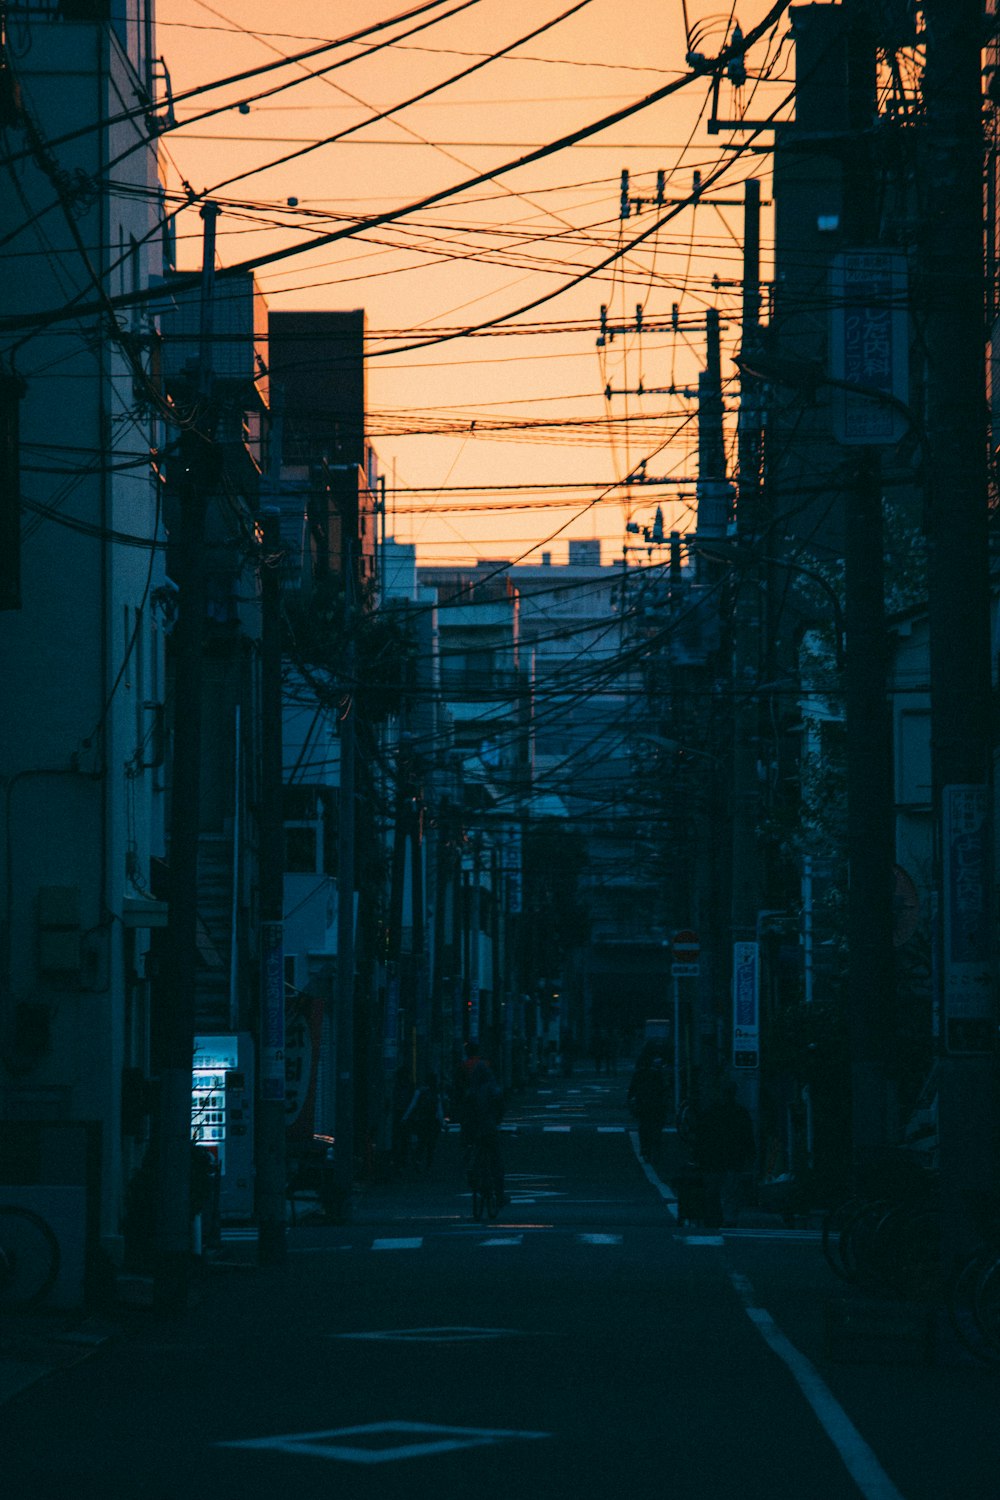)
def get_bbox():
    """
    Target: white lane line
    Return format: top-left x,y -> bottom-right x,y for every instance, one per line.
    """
543,1125 -> 572,1133
288,1245 -> 353,1254
729,1273 -> 907,1500
372,1237 -> 423,1251
683,1235 -> 725,1247
481,1236 -> 523,1247
578,1233 -> 622,1246
627,1130 -> 679,1221
597,1126 -> 626,1133
723,1229 -> 824,1242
